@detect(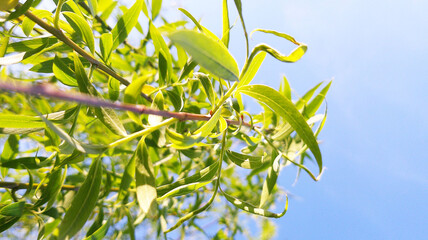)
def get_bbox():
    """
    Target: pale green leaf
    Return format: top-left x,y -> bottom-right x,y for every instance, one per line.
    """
238,51 -> 266,86
53,55 -> 78,87
135,138 -> 157,216
169,30 -> 239,81
225,150 -> 267,169
63,11 -> 95,54
111,0 -> 144,49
